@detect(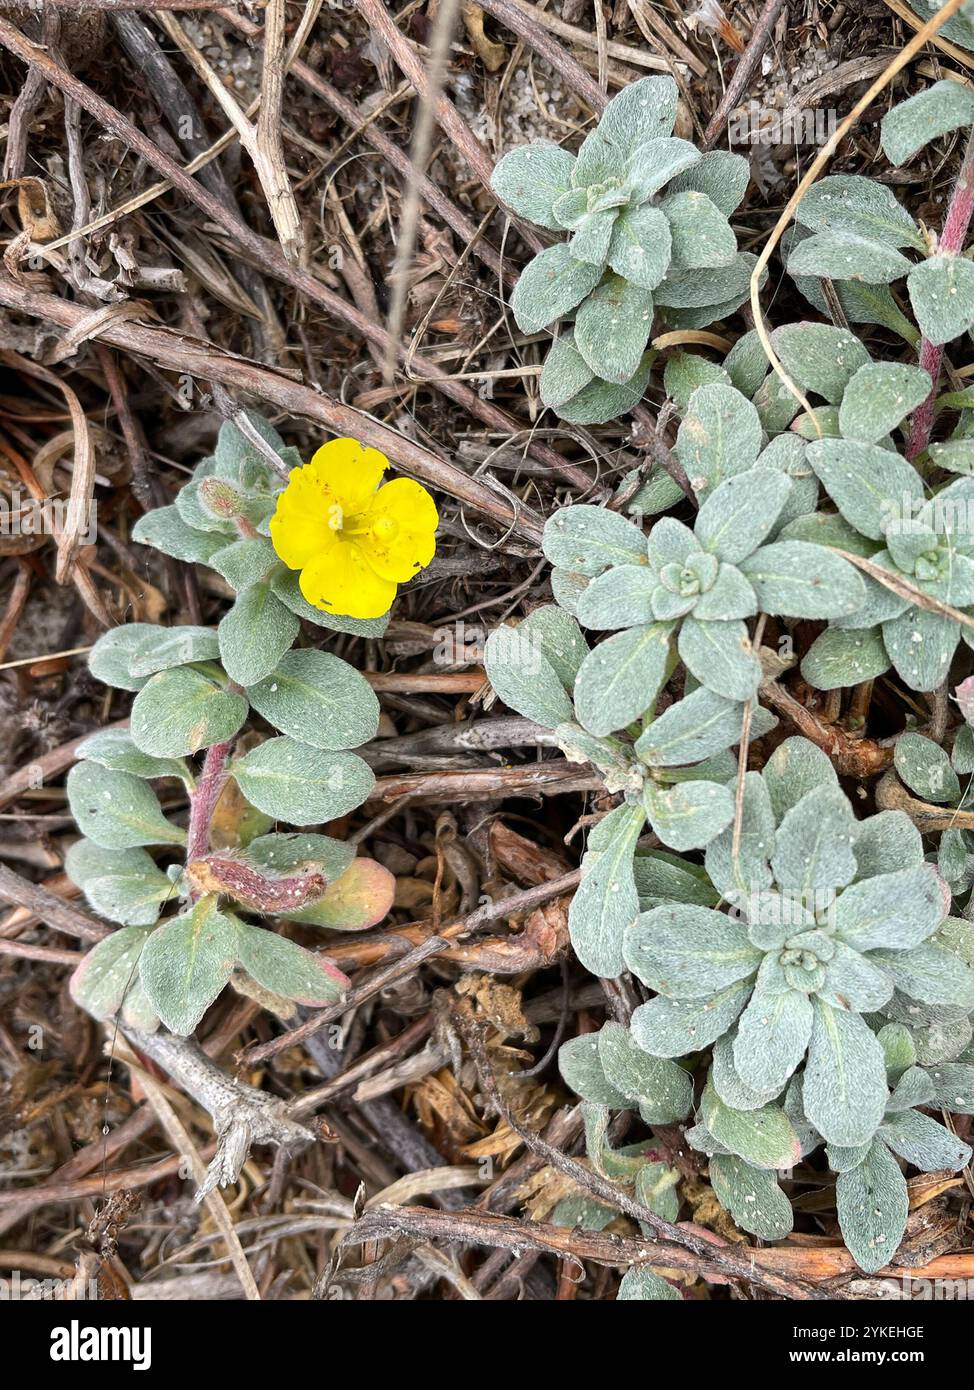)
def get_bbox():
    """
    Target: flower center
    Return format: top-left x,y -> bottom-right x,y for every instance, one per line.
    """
333,508 -> 400,544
